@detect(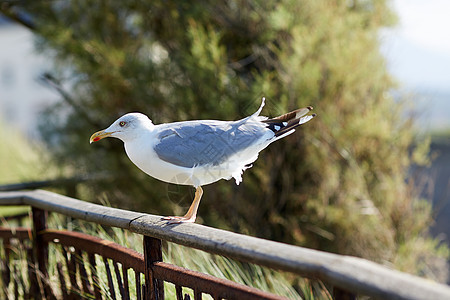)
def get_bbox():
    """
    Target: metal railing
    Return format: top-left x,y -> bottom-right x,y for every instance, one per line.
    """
0,190 -> 450,299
